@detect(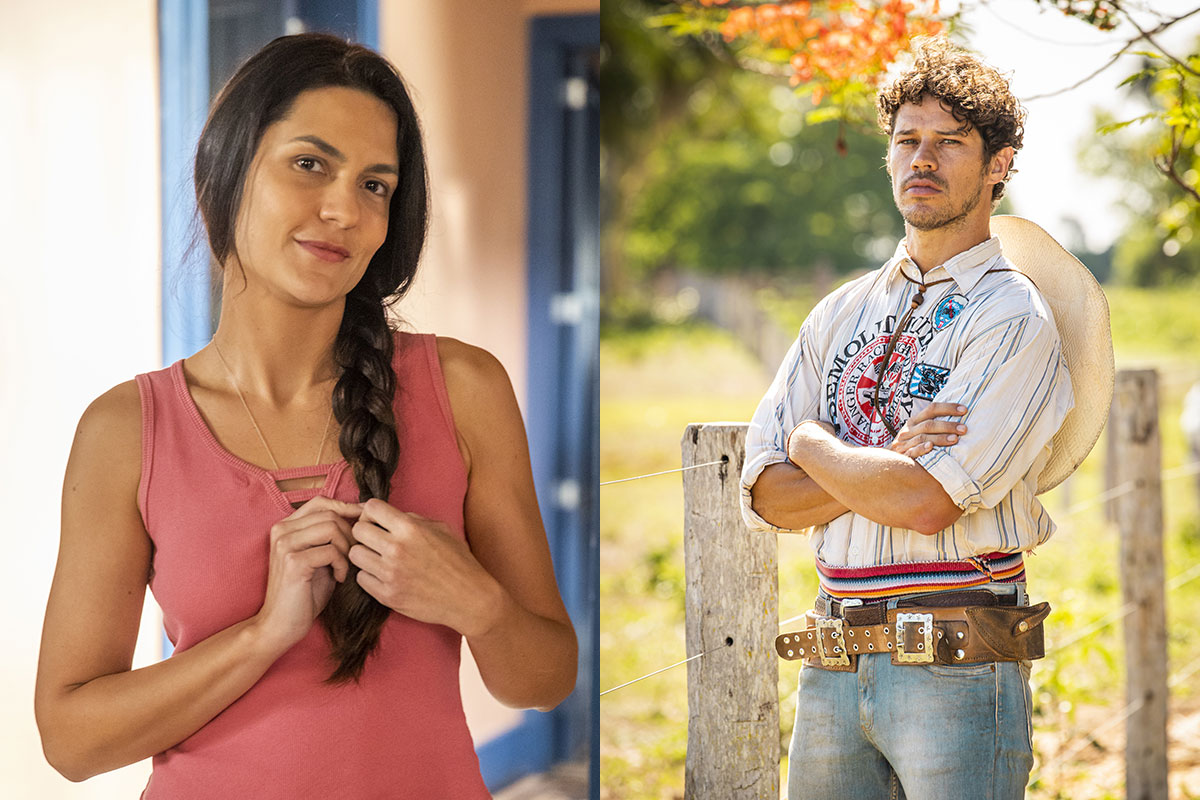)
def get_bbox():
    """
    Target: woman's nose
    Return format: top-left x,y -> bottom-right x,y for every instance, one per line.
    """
318,178 -> 360,228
